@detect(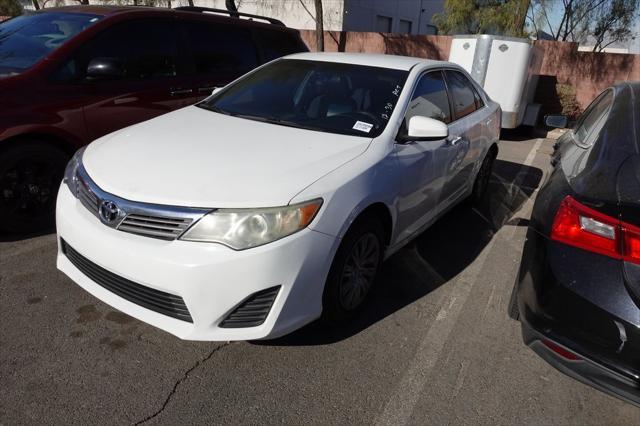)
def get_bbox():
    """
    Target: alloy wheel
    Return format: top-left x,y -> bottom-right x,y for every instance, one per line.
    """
0,158 -> 60,221
338,233 -> 381,311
